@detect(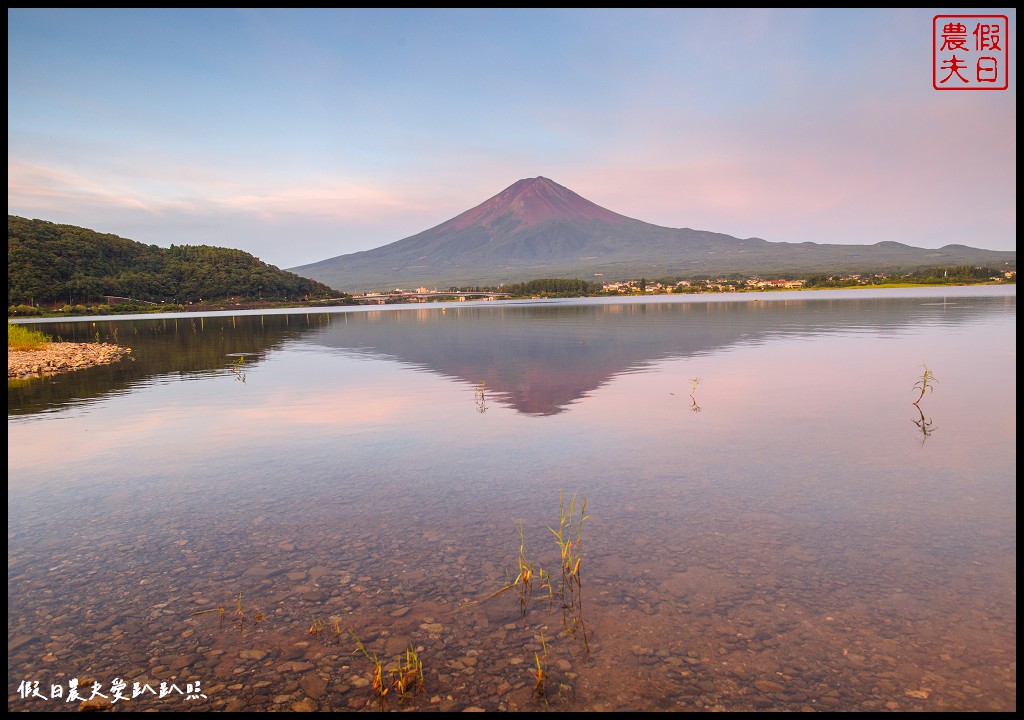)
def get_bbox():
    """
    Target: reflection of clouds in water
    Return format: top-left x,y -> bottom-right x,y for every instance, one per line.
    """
7,407 -> 188,477
7,378 -> 420,489
240,387 -> 418,428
